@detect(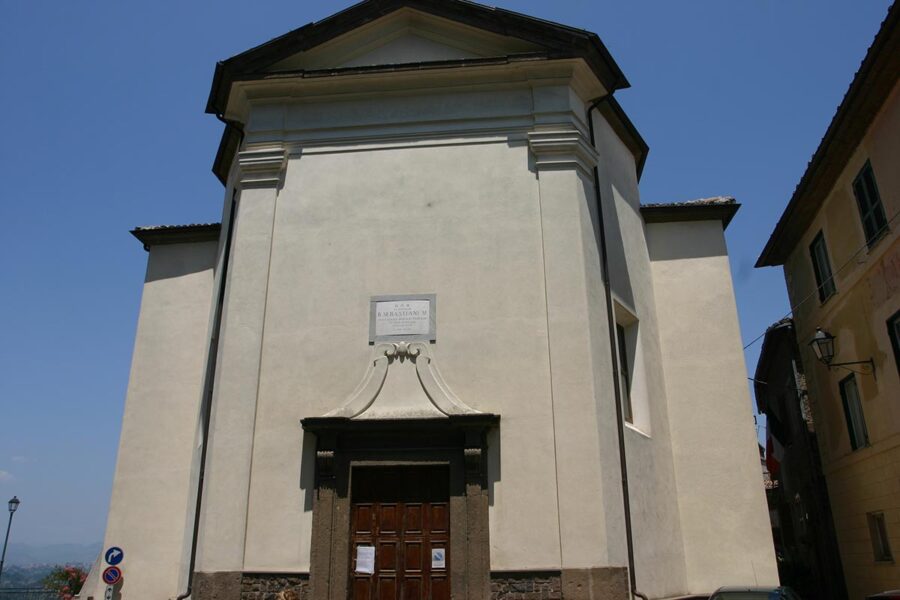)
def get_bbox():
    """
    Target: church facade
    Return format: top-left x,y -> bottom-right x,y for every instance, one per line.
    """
83,1 -> 777,599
